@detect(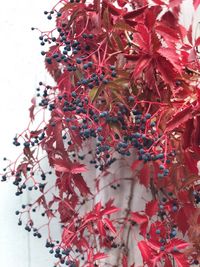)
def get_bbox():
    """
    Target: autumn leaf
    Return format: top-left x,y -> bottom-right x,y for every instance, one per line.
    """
102,0 -> 123,16
45,45 -> 62,81
131,160 -> 143,172
193,0 -> 200,9
167,238 -> 189,252
29,97 -> 36,121
173,253 -> 189,267
73,173 -> 91,196
103,218 -> 117,234
70,163 -> 87,174
139,163 -> 150,187
97,220 -> 106,236
93,252 -> 108,261
123,5 -> 148,19
131,212 -> 148,236
165,105 -> 193,132
122,254 -> 128,267
101,205 -> 120,216
145,200 -> 158,217
138,240 -> 154,263
131,212 -> 148,224
176,207 -> 190,235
